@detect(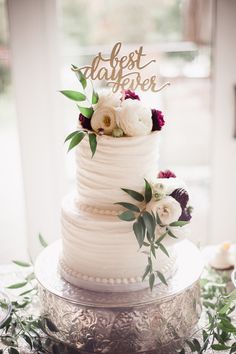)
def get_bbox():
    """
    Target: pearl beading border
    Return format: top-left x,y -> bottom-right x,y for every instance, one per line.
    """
59,256 -> 176,285
76,201 -> 121,216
